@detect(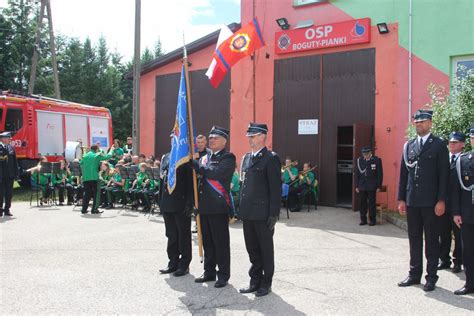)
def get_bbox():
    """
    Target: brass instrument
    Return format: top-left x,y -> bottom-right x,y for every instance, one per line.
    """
290,165 -> 317,186
281,161 -> 298,173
